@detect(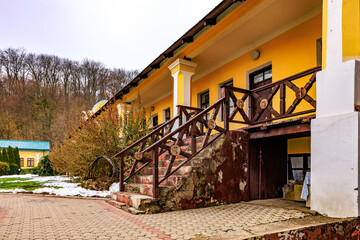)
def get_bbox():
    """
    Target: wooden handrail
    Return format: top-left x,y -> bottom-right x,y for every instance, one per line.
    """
142,98 -> 225,153
251,66 -> 321,93
222,66 -> 321,126
111,66 -> 322,198
112,115 -> 180,158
